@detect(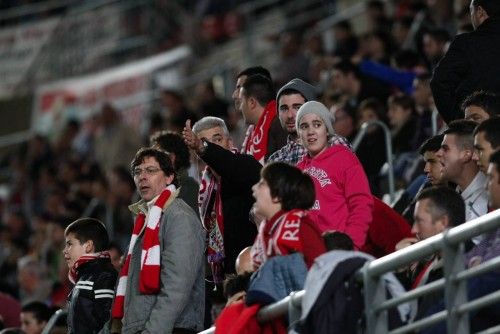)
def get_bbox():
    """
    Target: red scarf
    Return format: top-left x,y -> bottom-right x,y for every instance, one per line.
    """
68,251 -> 110,284
112,186 -> 174,319
241,100 -> 277,164
199,167 -> 225,284
251,209 -> 305,270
